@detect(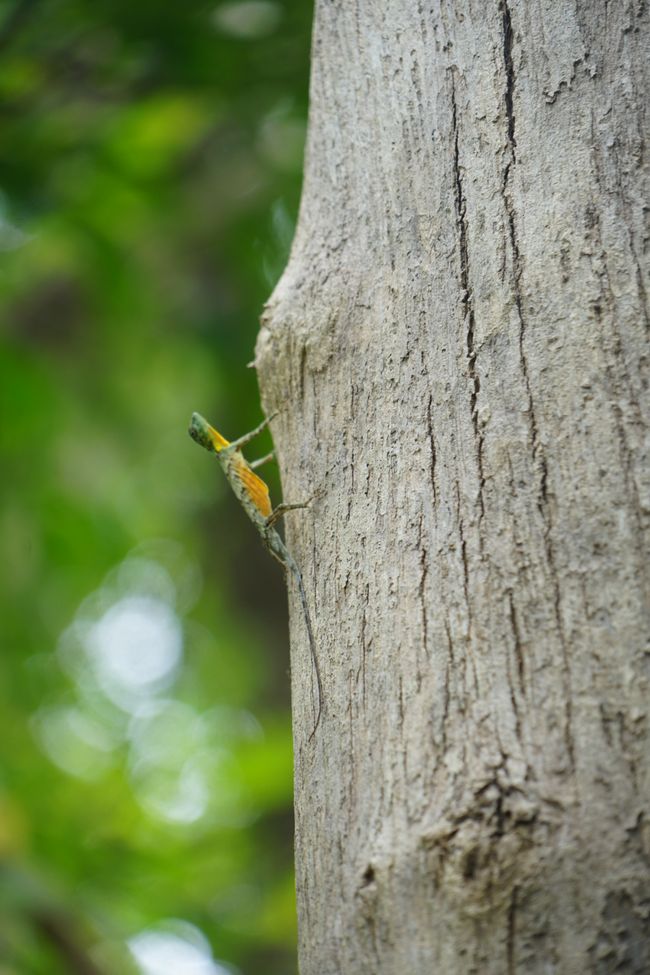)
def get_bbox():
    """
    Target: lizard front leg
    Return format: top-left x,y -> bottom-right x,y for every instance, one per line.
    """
265,499 -> 312,529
